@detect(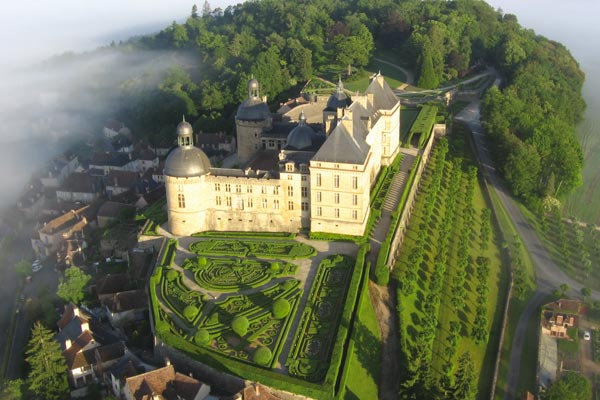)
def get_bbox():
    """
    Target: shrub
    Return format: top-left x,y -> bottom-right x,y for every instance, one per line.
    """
272,298 -> 291,319
253,346 -> 272,366
166,269 -> 179,281
198,256 -> 207,266
194,329 -> 210,345
184,305 -> 198,320
232,316 -> 249,337
375,264 -> 390,286
270,262 -> 281,273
